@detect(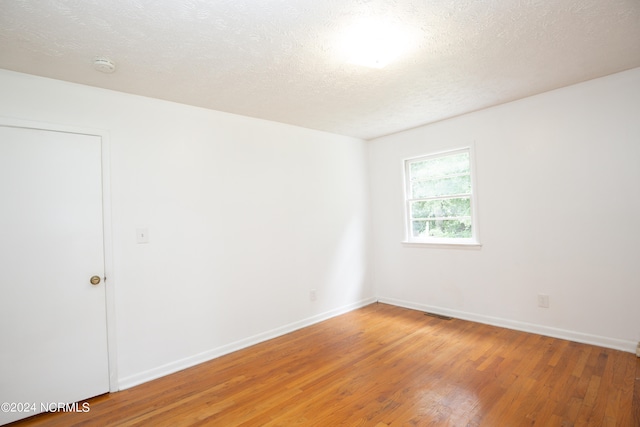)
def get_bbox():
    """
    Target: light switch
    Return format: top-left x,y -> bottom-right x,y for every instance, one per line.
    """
136,228 -> 149,244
